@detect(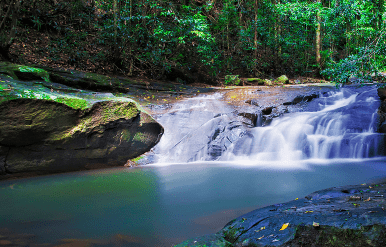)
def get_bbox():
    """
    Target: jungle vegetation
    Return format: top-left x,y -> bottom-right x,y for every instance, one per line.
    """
0,0 -> 385,84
